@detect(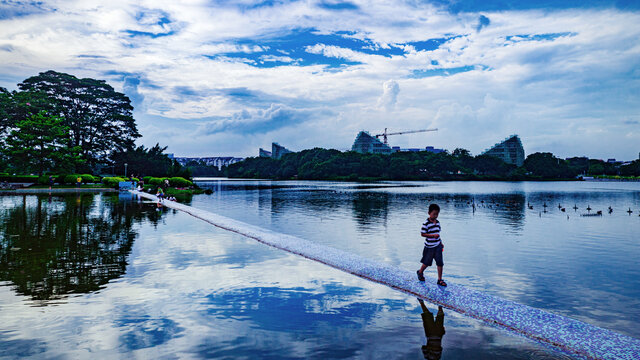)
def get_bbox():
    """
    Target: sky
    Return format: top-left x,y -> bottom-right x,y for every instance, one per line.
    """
0,0 -> 639,160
